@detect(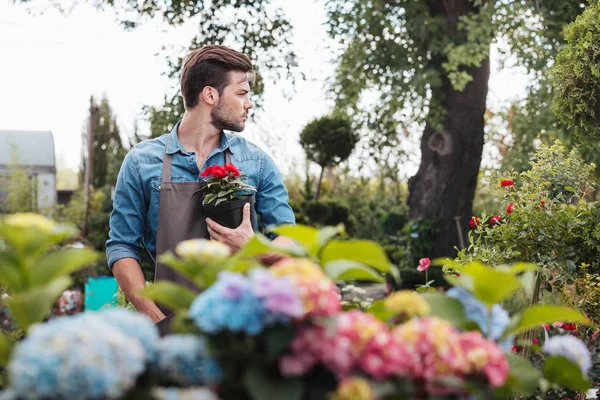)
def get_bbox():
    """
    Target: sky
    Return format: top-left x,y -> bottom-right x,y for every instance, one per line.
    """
0,0 -> 530,178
